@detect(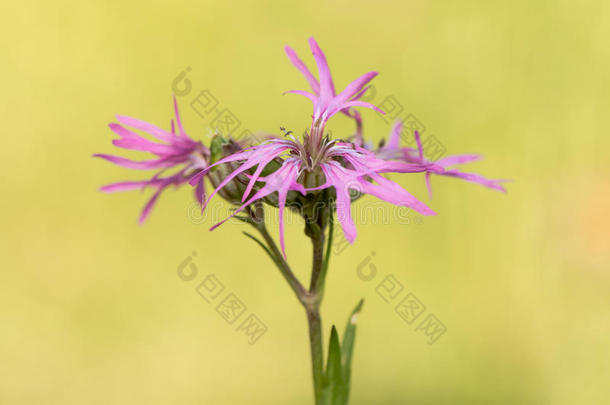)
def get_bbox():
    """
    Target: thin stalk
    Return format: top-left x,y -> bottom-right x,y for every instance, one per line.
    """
306,307 -> 324,405
309,230 -> 326,293
317,213 -> 334,297
253,220 -> 307,305
305,209 -> 332,404
245,204 -> 331,405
